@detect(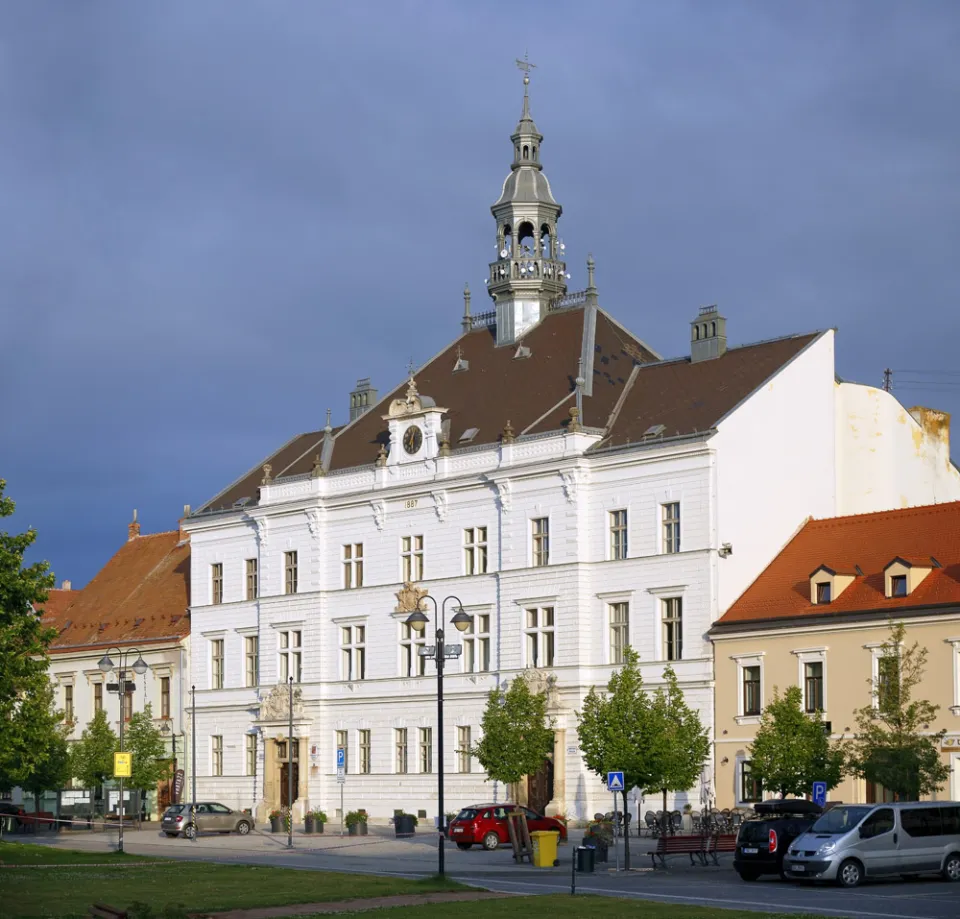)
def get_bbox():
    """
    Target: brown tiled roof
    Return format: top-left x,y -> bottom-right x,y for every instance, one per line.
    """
715,501 -> 960,628
36,588 -> 80,625
41,531 -> 190,652
198,305 -> 823,512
